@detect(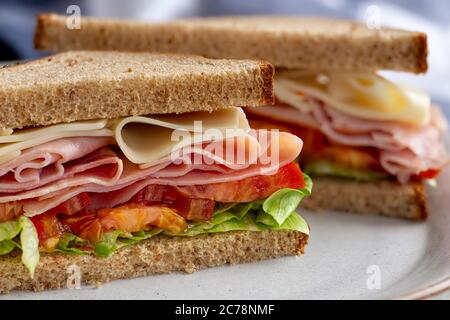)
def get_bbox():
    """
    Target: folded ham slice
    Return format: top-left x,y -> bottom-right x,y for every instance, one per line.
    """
247,100 -> 449,183
0,130 -> 302,216
0,137 -> 115,192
